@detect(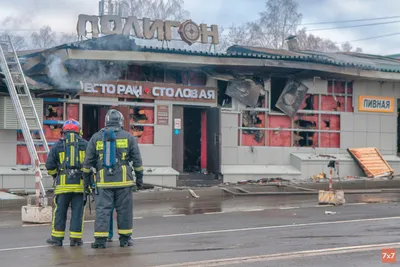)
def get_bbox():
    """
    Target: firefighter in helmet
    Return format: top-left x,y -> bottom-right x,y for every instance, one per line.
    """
83,109 -> 144,249
45,119 -> 88,246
